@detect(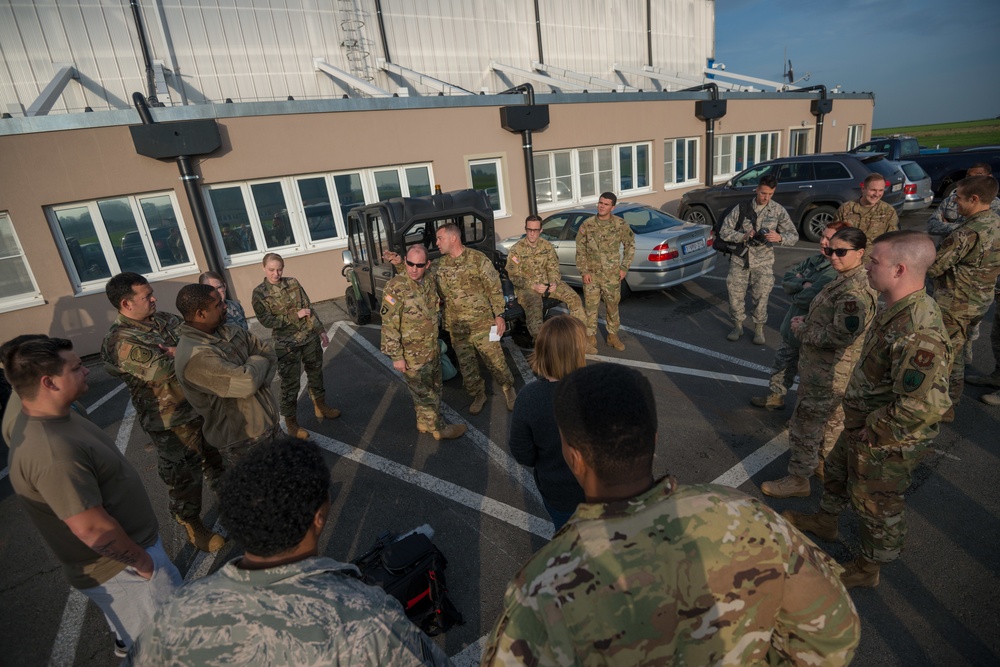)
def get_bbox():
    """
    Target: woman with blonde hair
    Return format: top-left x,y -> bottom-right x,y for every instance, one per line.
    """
508,315 -> 587,530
